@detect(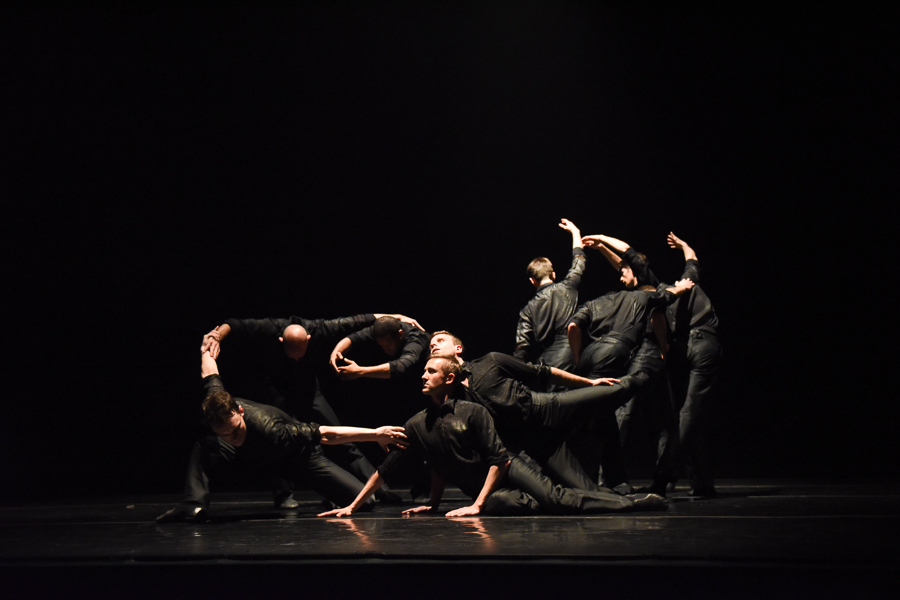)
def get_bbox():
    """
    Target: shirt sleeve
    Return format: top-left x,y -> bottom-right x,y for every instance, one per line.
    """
469,404 -> 509,467
561,248 -> 587,289
347,325 -> 375,347
682,259 -> 701,284
569,302 -> 591,331
388,328 -> 428,377
489,352 -> 550,389
223,318 -> 289,345
514,308 -> 535,361
303,314 -> 377,345
202,374 -> 227,395
266,419 -> 323,453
